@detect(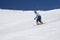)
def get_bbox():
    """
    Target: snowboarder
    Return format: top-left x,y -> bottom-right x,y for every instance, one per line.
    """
34,11 -> 43,25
